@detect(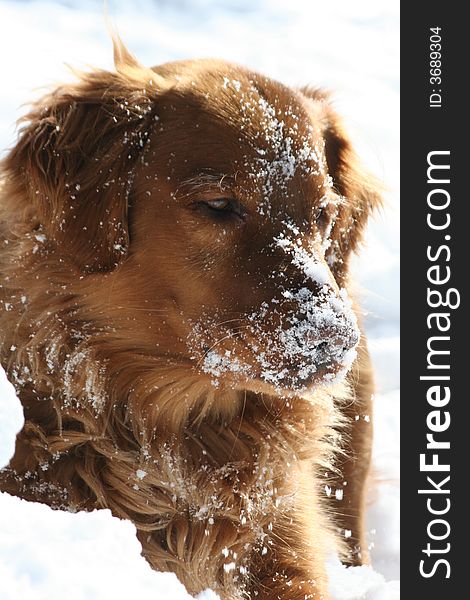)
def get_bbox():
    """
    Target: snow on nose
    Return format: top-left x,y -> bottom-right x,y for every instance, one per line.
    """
271,286 -> 360,383
275,222 -> 338,292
